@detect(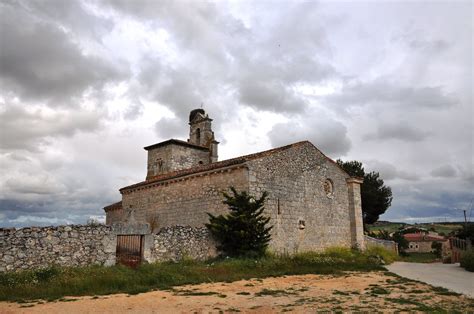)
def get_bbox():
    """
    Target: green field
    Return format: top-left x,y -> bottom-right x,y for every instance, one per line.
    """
367,222 -> 463,236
